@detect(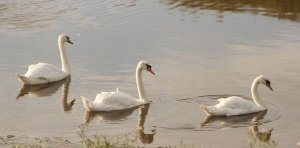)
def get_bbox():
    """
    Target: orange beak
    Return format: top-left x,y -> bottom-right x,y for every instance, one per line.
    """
266,83 -> 273,91
67,40 -> 73,44
147,67 -> 155,75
